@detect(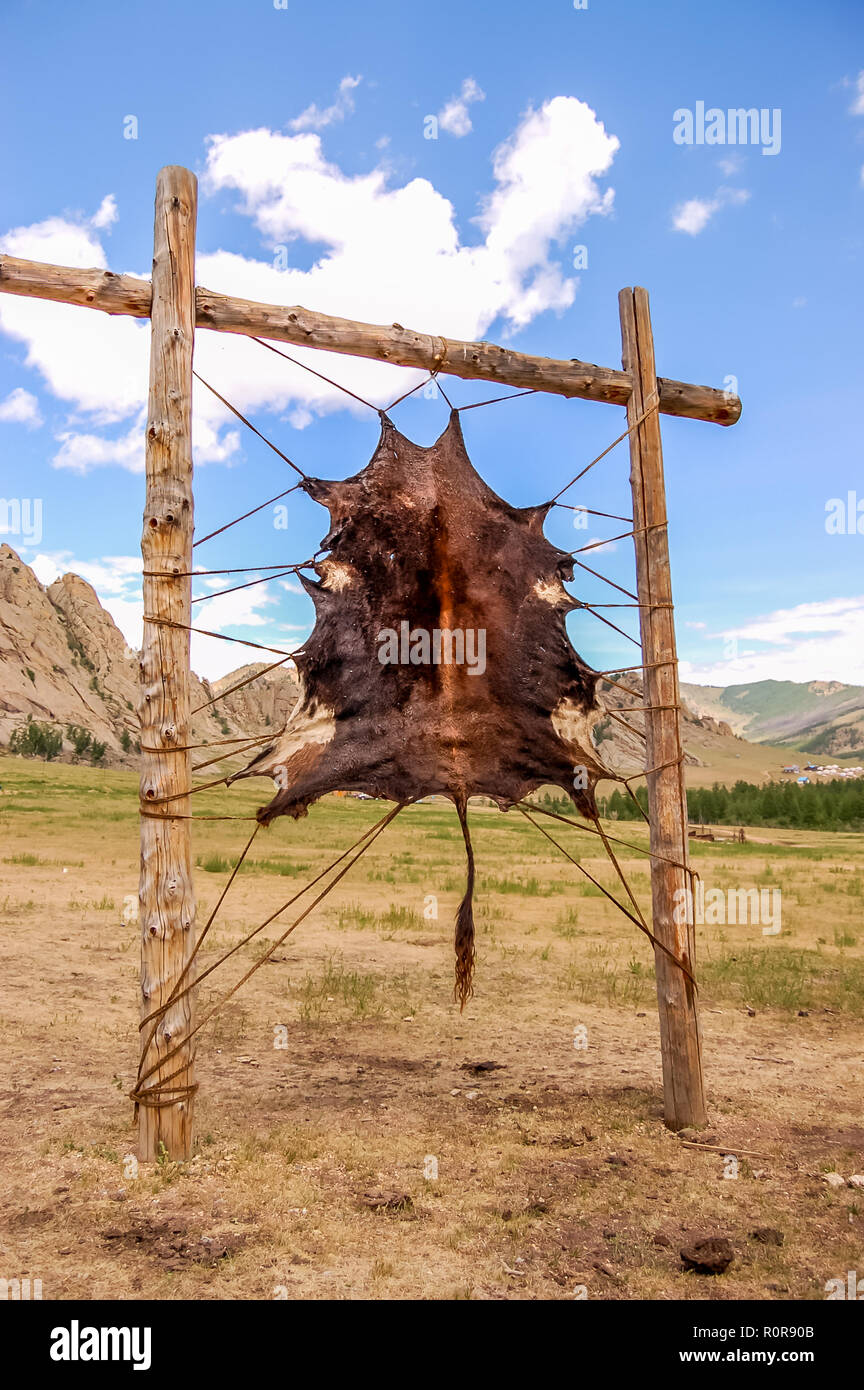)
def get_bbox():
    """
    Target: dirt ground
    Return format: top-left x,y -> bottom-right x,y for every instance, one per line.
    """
1,755 -> 863,1300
